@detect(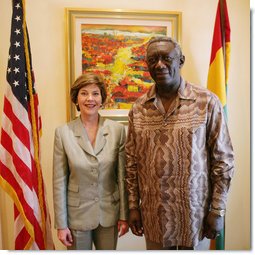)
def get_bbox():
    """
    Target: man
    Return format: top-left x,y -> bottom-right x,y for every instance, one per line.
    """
125,36 -> 234,250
